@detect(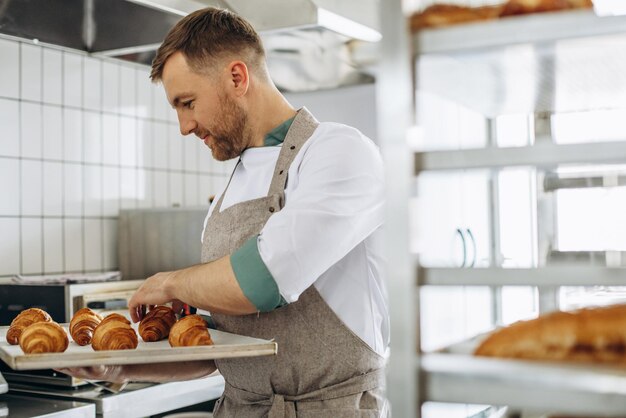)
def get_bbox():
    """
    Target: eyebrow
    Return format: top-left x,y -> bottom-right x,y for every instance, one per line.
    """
171,93 -> 194,109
